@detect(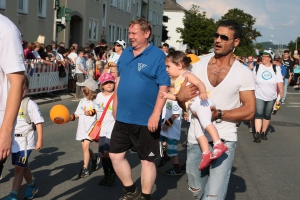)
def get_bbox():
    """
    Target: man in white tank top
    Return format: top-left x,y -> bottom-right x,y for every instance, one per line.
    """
176,20 -> 255,199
